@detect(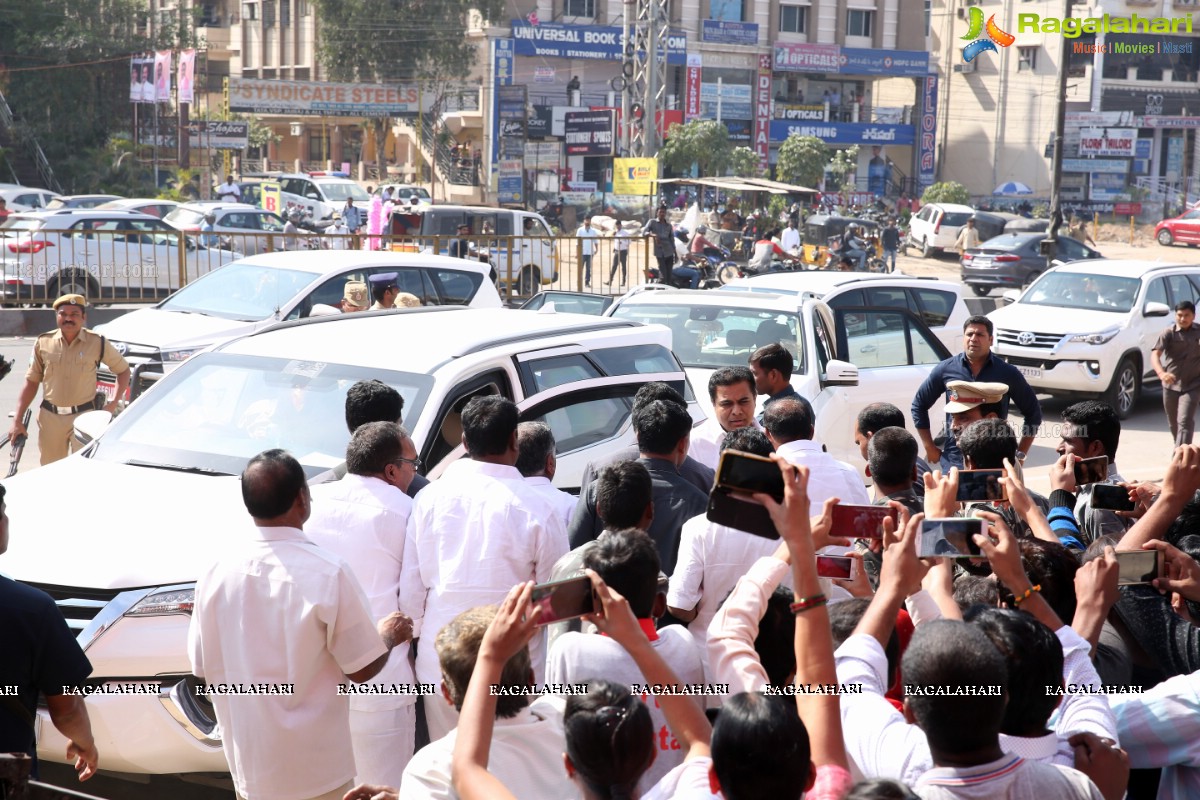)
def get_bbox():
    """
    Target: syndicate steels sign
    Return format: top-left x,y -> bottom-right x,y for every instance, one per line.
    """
187,121 -> 250,150
229,78 -> 420,116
